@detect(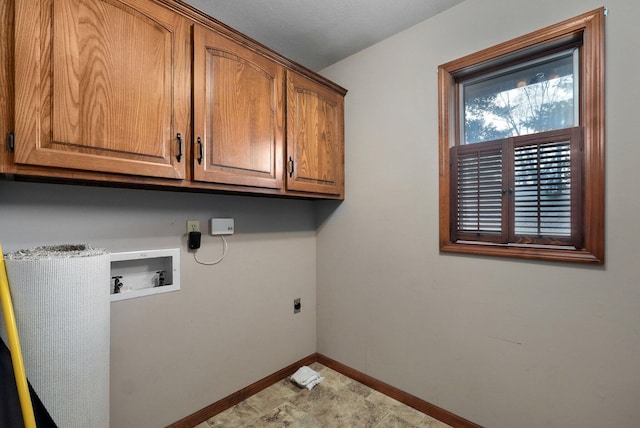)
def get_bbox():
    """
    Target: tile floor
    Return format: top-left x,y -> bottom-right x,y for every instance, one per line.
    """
194,363 -> 452,428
